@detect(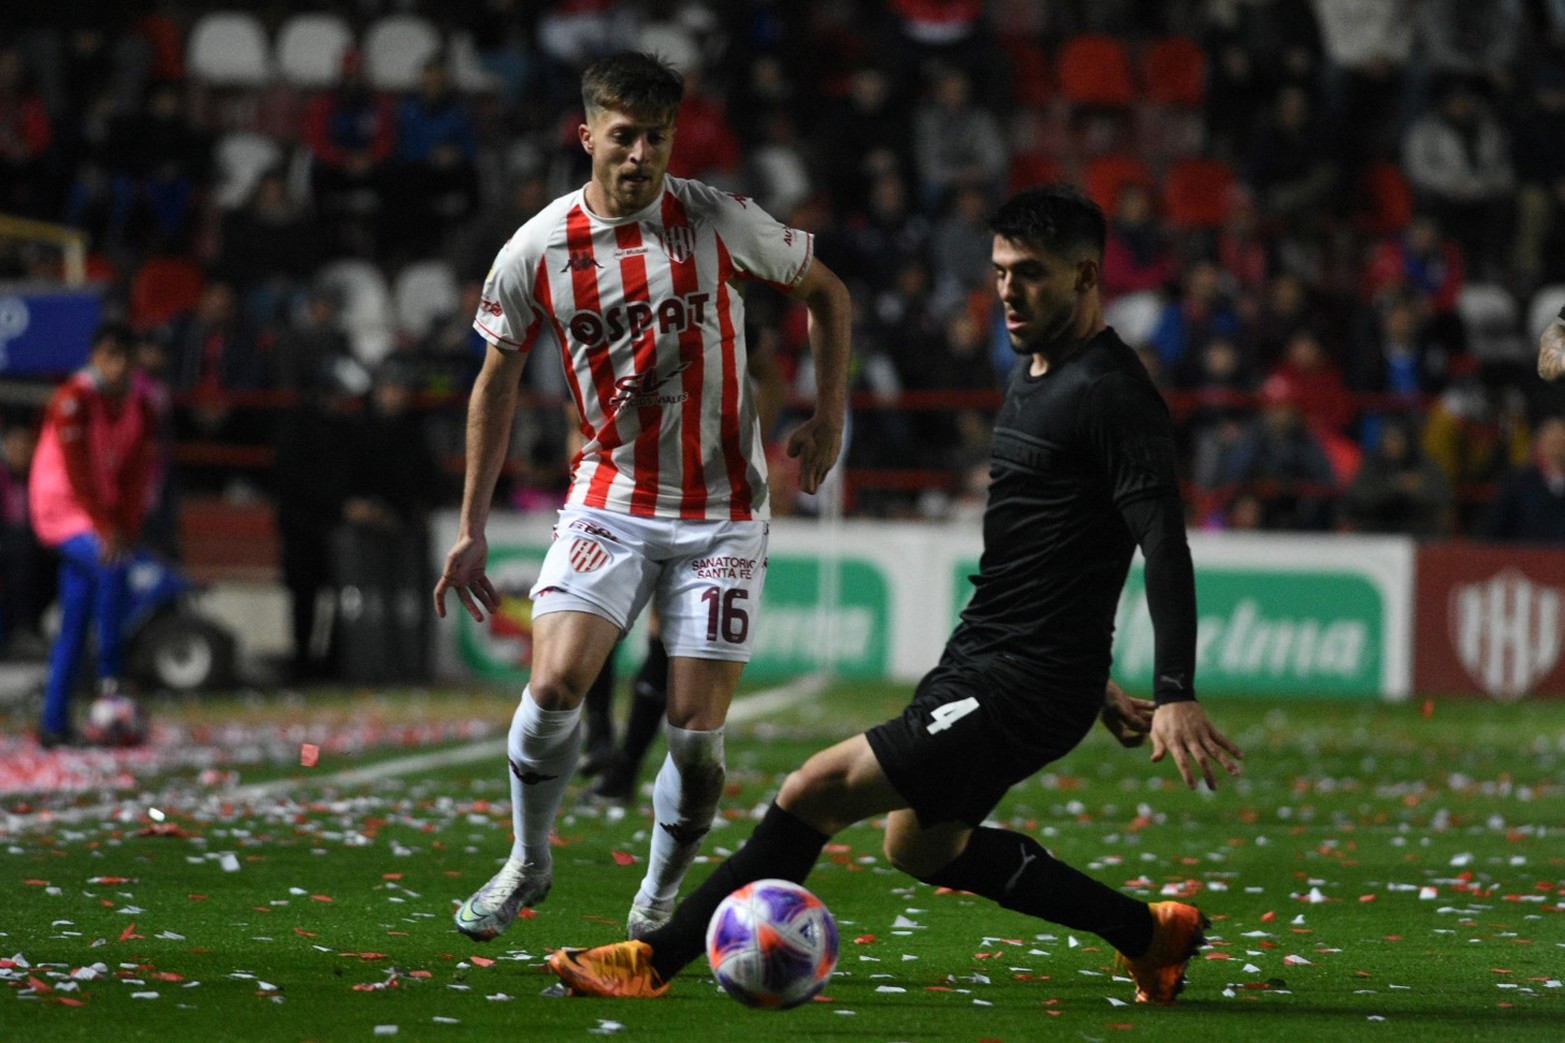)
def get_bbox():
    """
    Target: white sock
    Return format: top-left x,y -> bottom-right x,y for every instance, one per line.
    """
507,687 -> 582,868
638,724 -> 725,905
